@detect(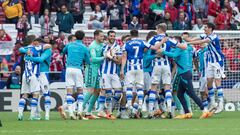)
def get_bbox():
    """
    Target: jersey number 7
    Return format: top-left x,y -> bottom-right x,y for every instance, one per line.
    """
133,46 -> 139,58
